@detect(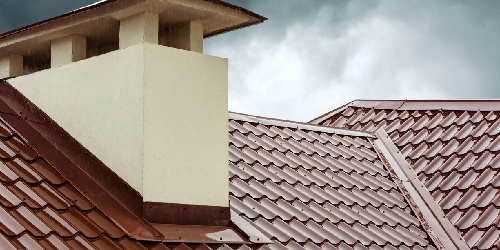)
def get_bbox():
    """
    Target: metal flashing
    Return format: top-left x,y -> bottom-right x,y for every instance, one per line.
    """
228,114 -> 440,249
373,129 -> 471,250
144,202 -> 230,226
352,99 -> 500,111
229,111 -> 376,138
309,102 -> 352,124
0,80 -> 267,248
